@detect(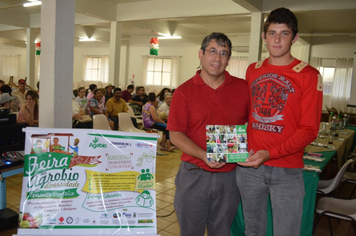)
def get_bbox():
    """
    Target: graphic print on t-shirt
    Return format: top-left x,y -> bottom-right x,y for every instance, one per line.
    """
250,73 -> 295,133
